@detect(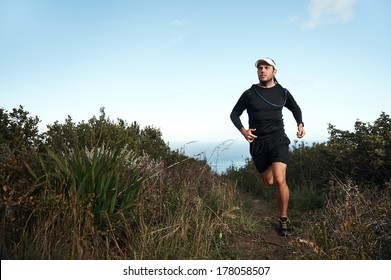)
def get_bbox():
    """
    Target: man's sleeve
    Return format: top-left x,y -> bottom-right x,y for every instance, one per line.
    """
285,90 -> 303,126
230,91 -> 248,131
